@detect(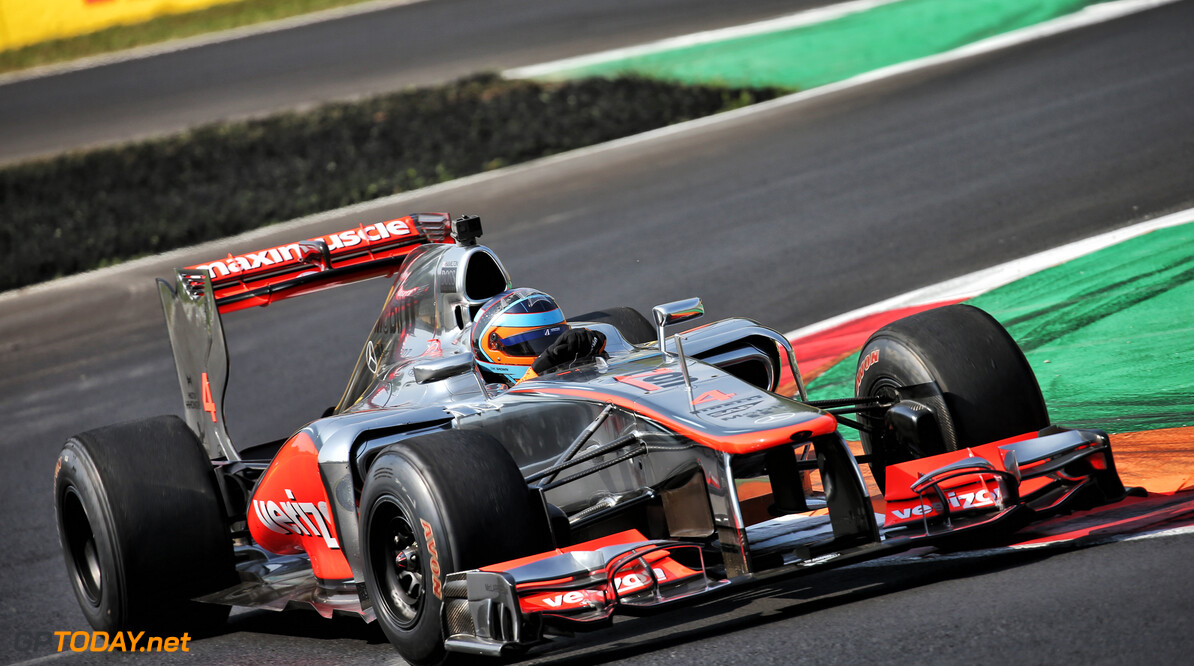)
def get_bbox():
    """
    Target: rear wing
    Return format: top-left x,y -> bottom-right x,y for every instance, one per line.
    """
156,213 -> 475,460
183,212 -> 457,314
